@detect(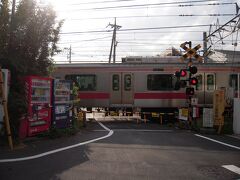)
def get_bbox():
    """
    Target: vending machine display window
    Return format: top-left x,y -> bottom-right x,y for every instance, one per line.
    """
24,76 -> 52,136
52,79 -> 72,128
